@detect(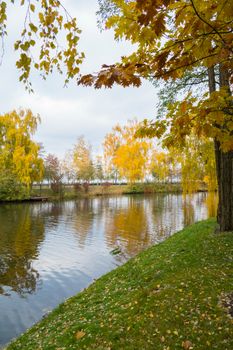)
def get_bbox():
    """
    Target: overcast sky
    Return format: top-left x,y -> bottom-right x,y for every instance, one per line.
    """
0,0 -> 158,158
